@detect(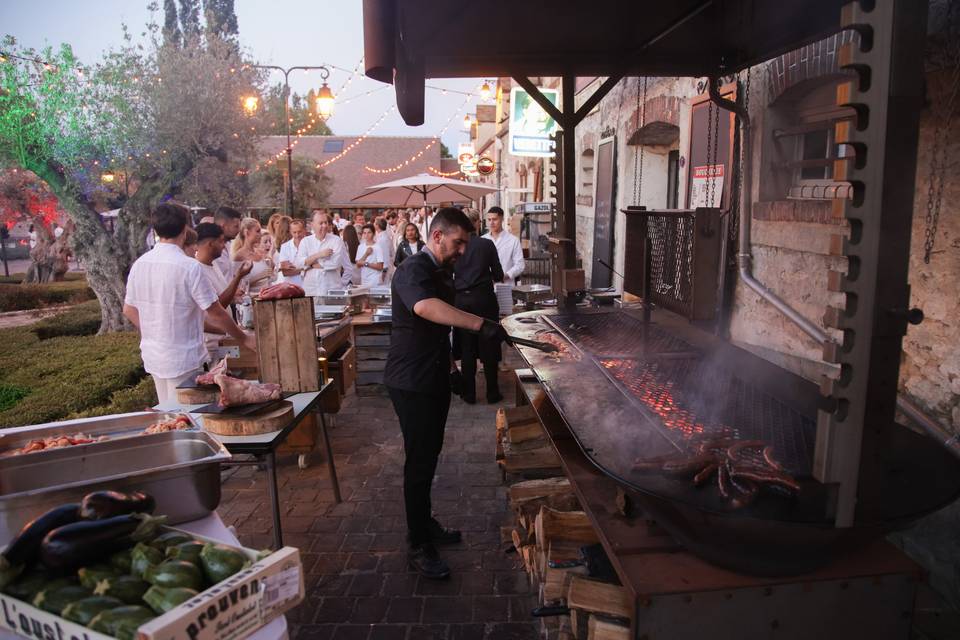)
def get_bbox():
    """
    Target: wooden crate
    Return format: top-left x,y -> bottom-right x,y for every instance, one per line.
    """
328,344 -> 356,396
254,297 -> 320,393
278,412 -> 318,455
